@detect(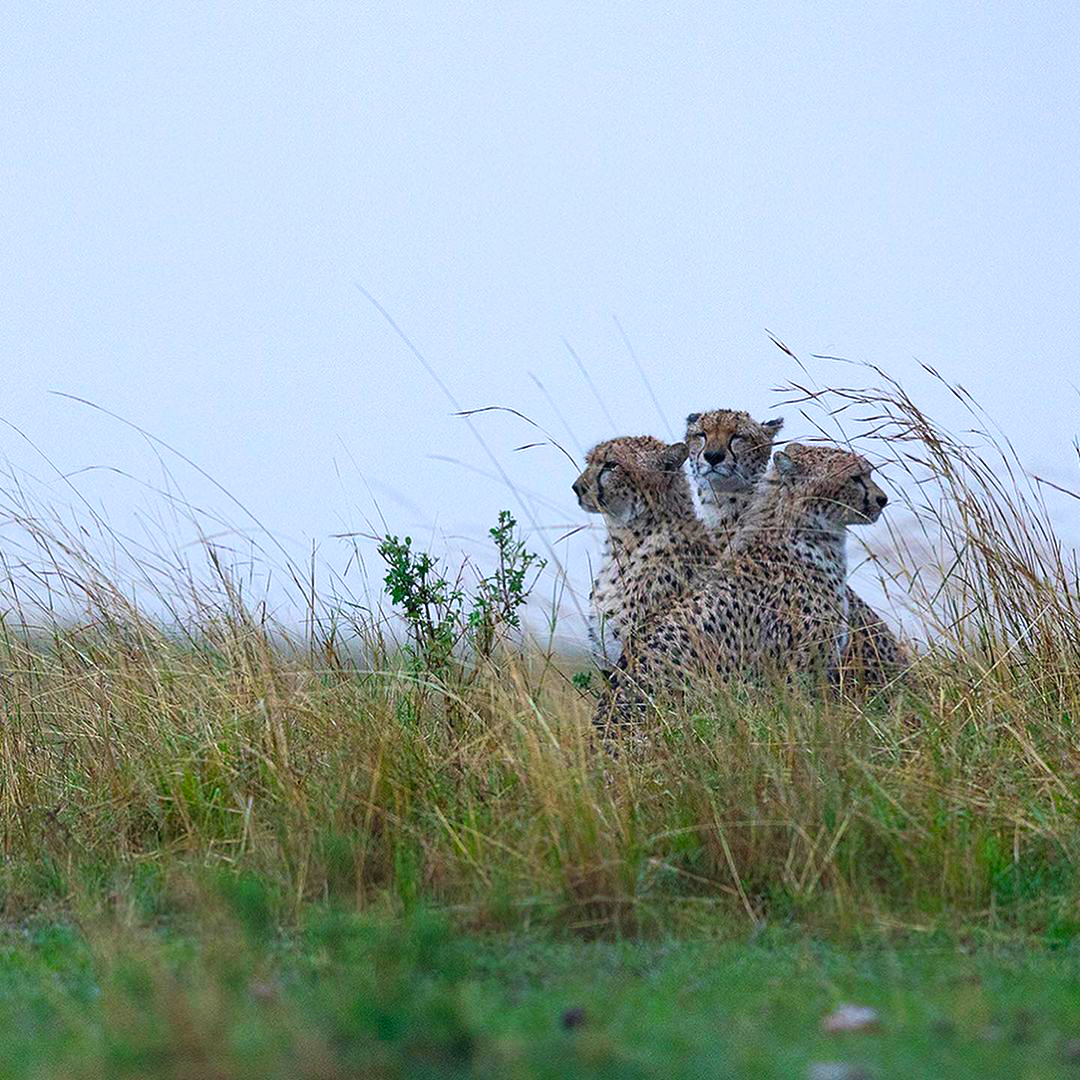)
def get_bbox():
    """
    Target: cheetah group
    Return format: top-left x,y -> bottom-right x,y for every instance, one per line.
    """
573,408 -> 905,740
